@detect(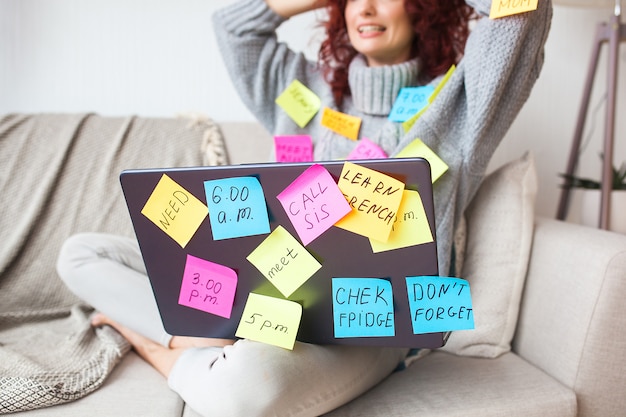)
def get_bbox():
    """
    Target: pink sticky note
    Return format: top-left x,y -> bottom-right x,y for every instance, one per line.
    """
275,135 -> 314,163
277,164 -> 351,245
347,138 -> 388,160
178,254 -> 238,319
